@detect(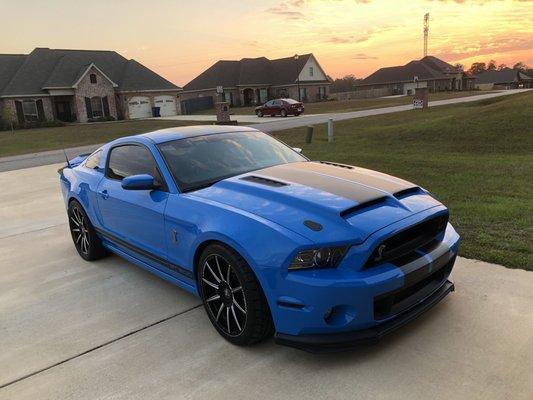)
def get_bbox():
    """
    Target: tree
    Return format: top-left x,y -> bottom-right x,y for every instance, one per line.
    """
487,60 -> 497,71
512,62 -> 528,71
497,63 -> 507,71
330,74 -> 359,93
468,62 -> 486,75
